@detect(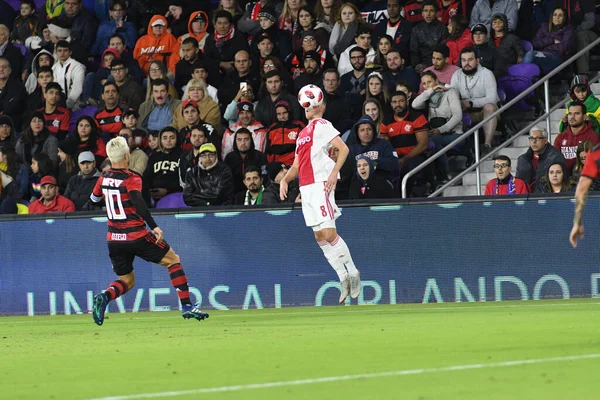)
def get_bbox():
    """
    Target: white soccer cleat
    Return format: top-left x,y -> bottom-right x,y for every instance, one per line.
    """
339,277 -> 350,303
349,270 -> 361,299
